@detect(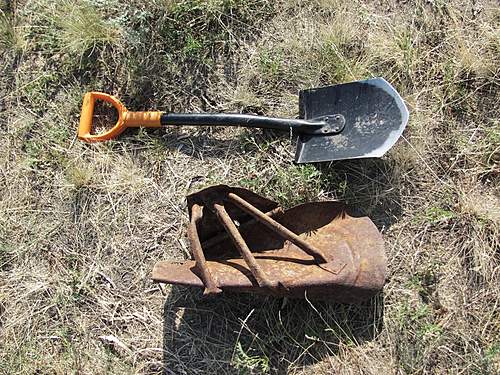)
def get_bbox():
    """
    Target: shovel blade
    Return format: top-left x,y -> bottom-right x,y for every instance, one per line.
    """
295,77 -> 409,163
